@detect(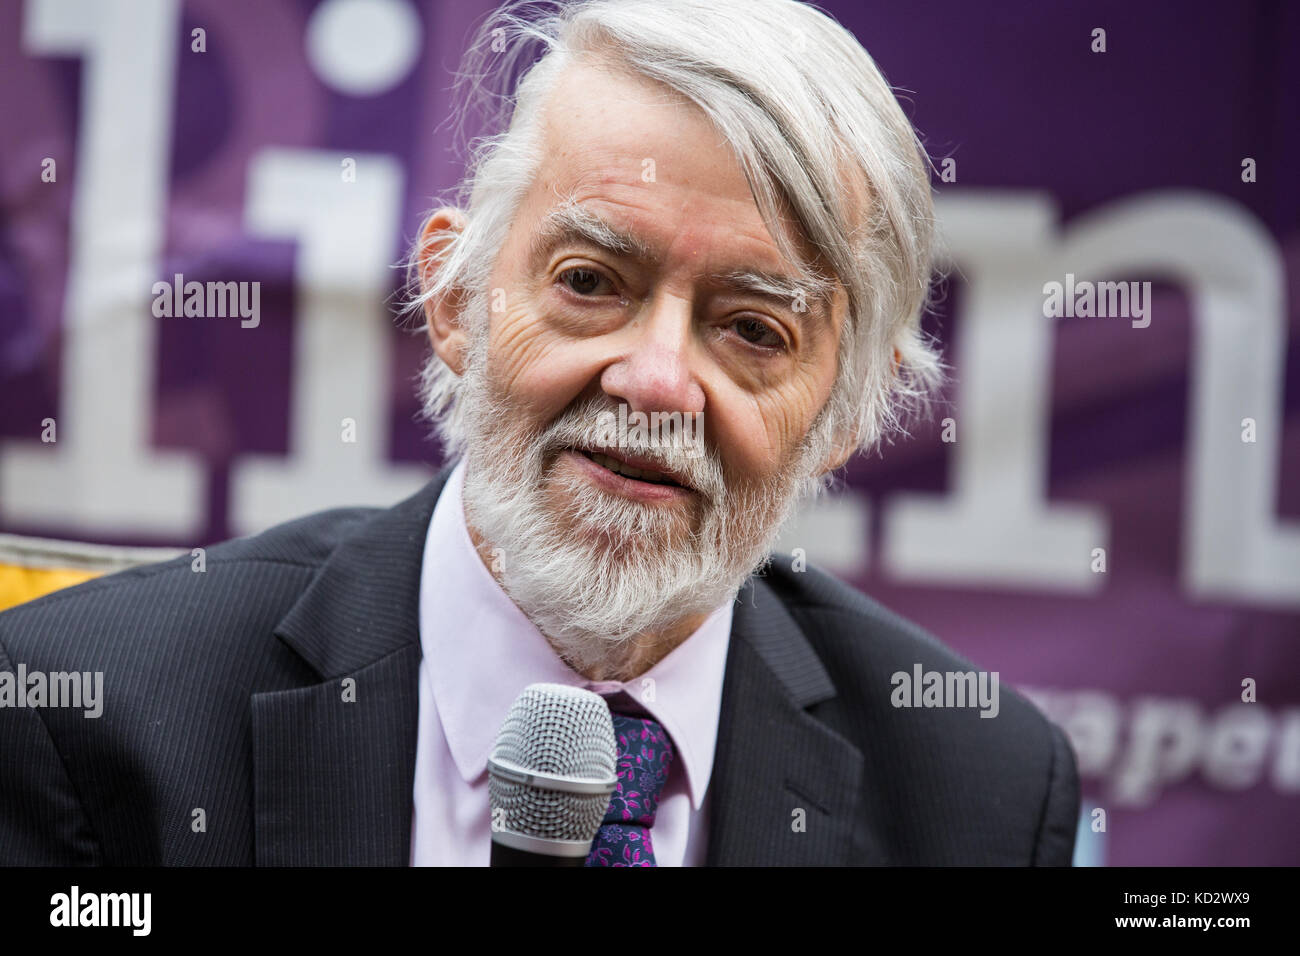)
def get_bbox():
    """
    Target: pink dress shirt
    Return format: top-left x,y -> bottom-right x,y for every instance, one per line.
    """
409,459 -> 734,866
